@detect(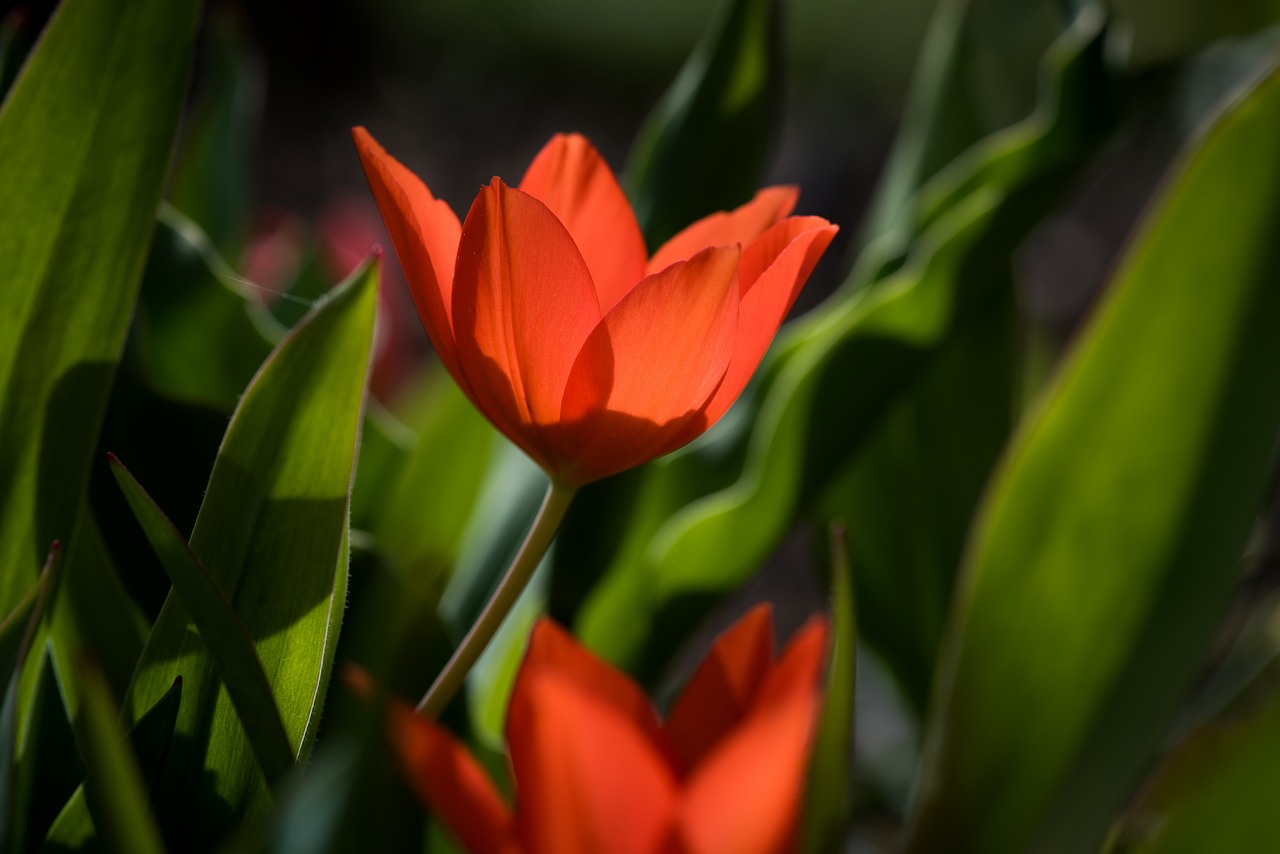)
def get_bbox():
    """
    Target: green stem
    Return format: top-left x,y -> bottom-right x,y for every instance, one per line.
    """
417,480 -> 577,717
